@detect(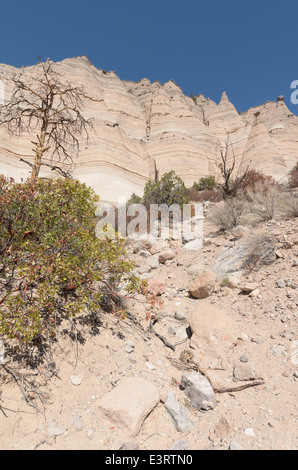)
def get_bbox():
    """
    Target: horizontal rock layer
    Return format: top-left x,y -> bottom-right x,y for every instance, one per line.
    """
0,56 -> 297,202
